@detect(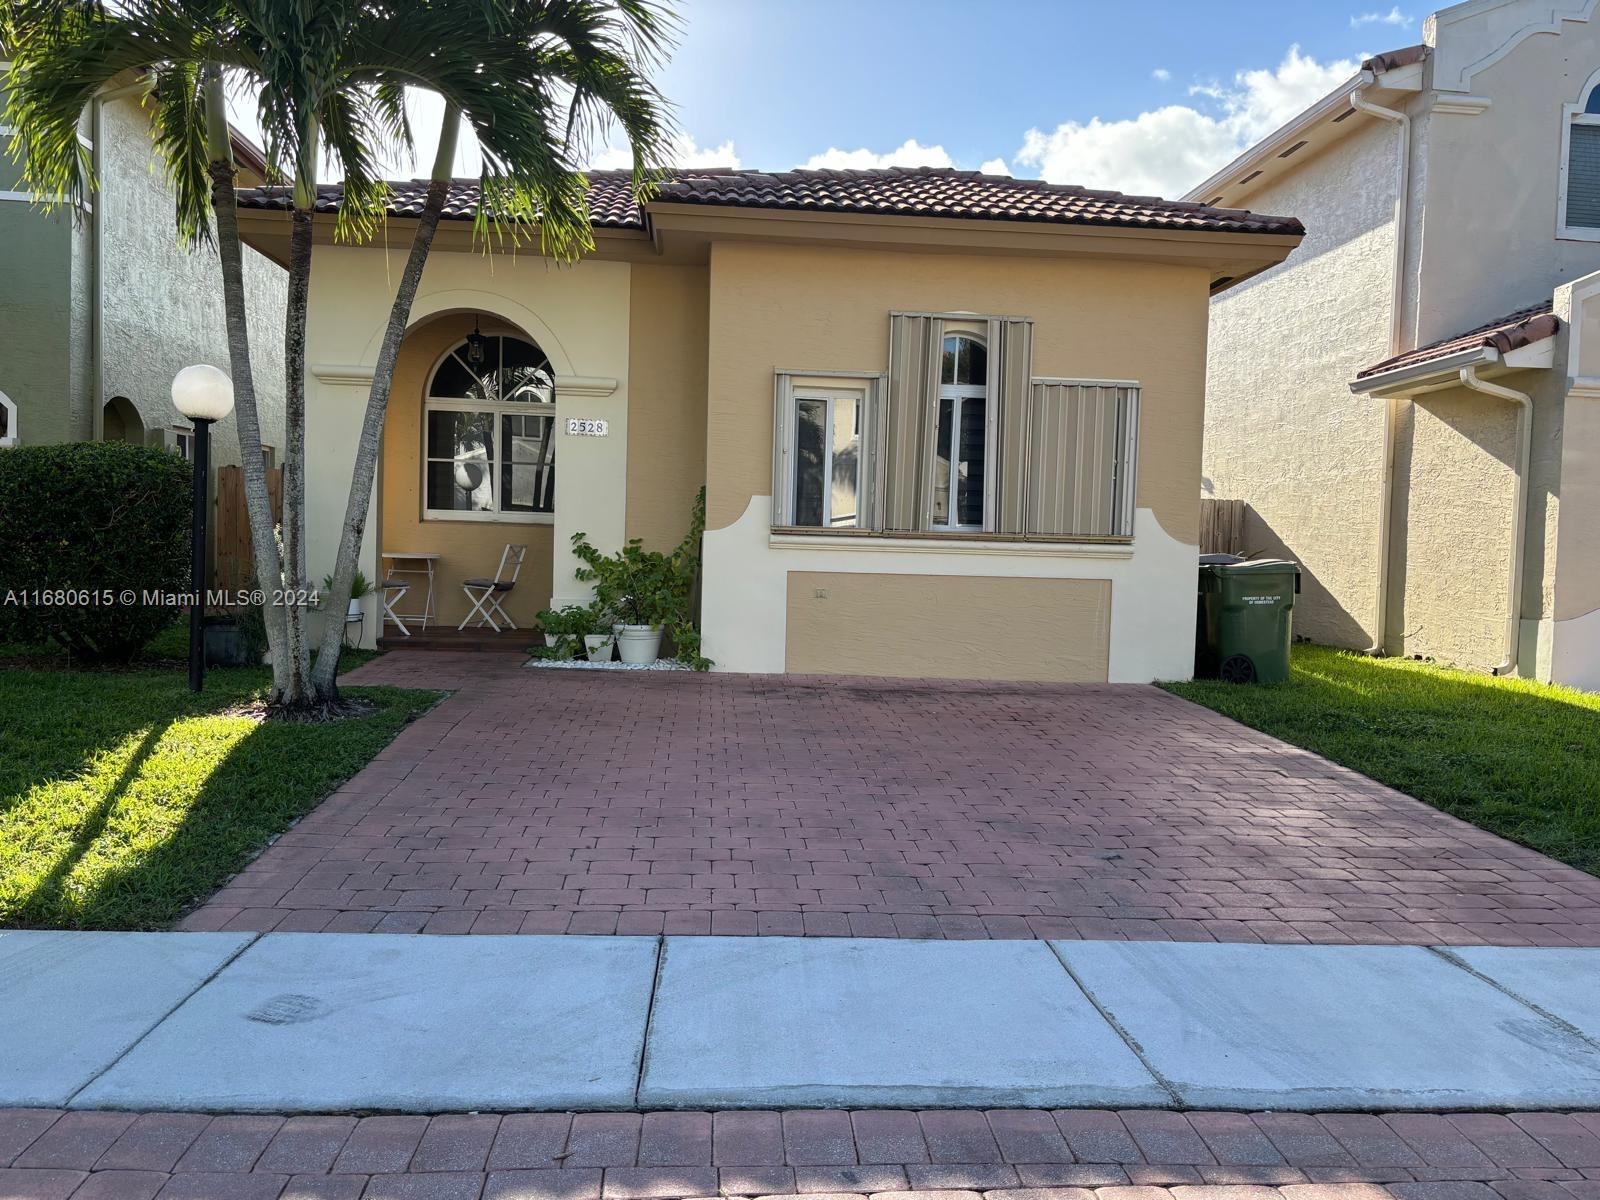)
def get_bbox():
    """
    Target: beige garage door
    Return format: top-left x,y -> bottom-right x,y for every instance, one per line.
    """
785,571 -> 1111,681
